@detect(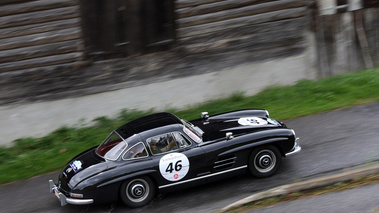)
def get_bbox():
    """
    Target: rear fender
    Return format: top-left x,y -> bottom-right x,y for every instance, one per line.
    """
96,169 -> 156,188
